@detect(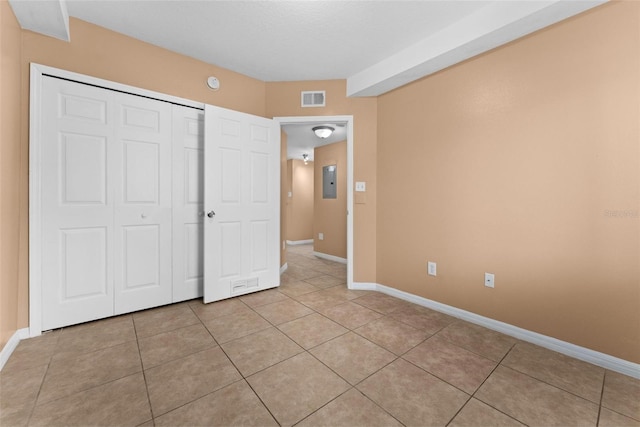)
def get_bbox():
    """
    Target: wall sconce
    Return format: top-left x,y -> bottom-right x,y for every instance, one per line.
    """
302,154 -> 309,164
312,125 -> 334,139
